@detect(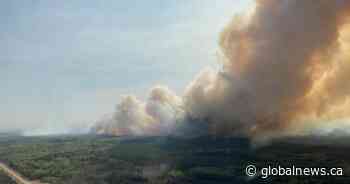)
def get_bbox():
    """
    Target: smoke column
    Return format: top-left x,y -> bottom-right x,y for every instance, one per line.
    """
93,0 -> 350,138
92,86 -> 184,136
